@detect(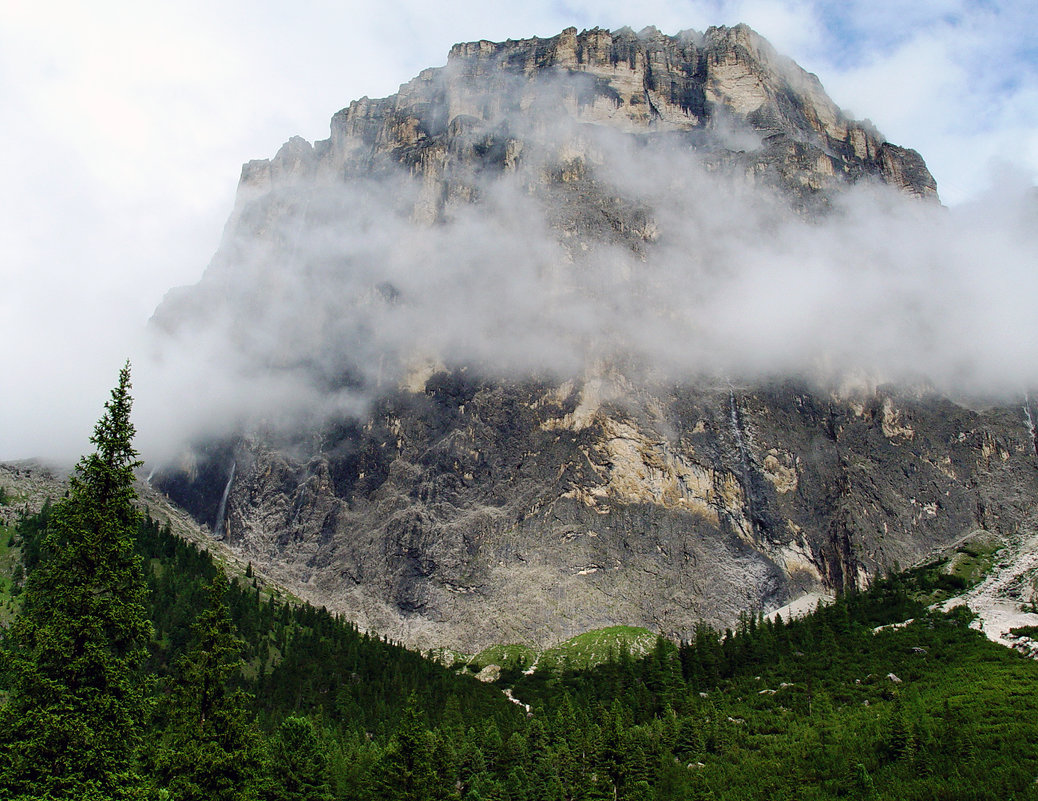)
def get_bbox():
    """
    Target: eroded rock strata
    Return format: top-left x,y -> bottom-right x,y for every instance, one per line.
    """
151,27 -> 1034,652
